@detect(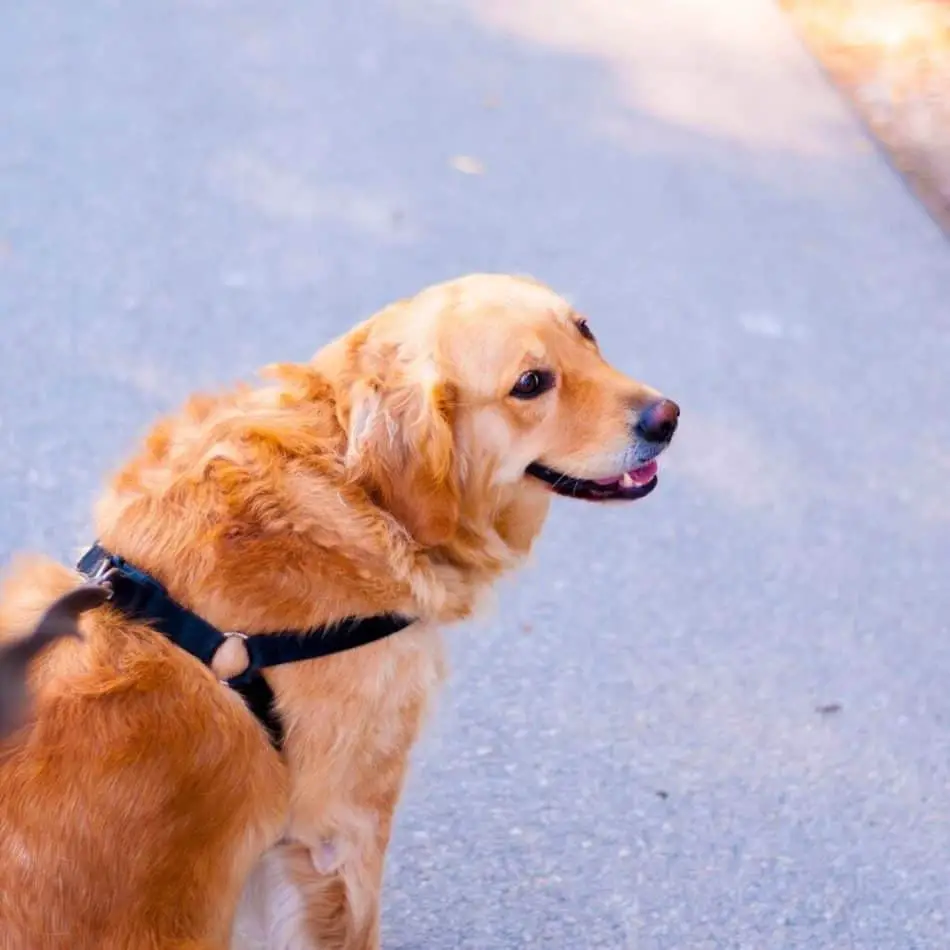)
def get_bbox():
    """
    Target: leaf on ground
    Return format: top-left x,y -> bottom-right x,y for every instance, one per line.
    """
450,155 -> 485,175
